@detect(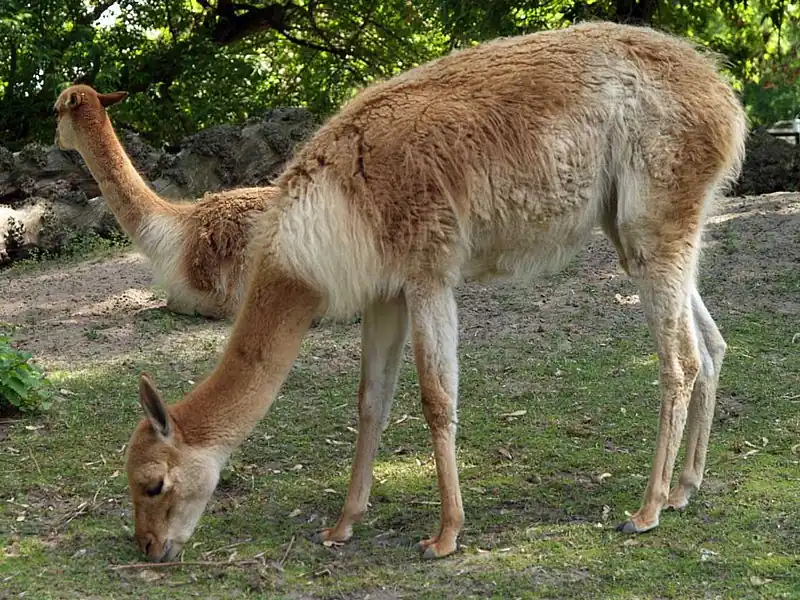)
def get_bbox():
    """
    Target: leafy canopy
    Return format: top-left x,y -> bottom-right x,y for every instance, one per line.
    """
1,0 -> 798,149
